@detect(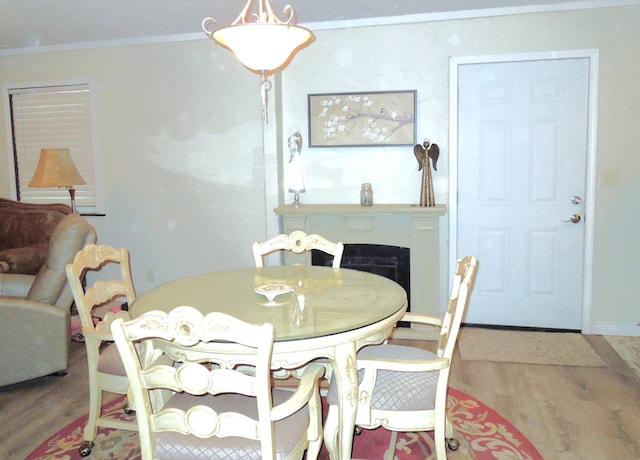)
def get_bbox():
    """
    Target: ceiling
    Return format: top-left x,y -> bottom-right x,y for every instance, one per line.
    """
0,0 -> 634,54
